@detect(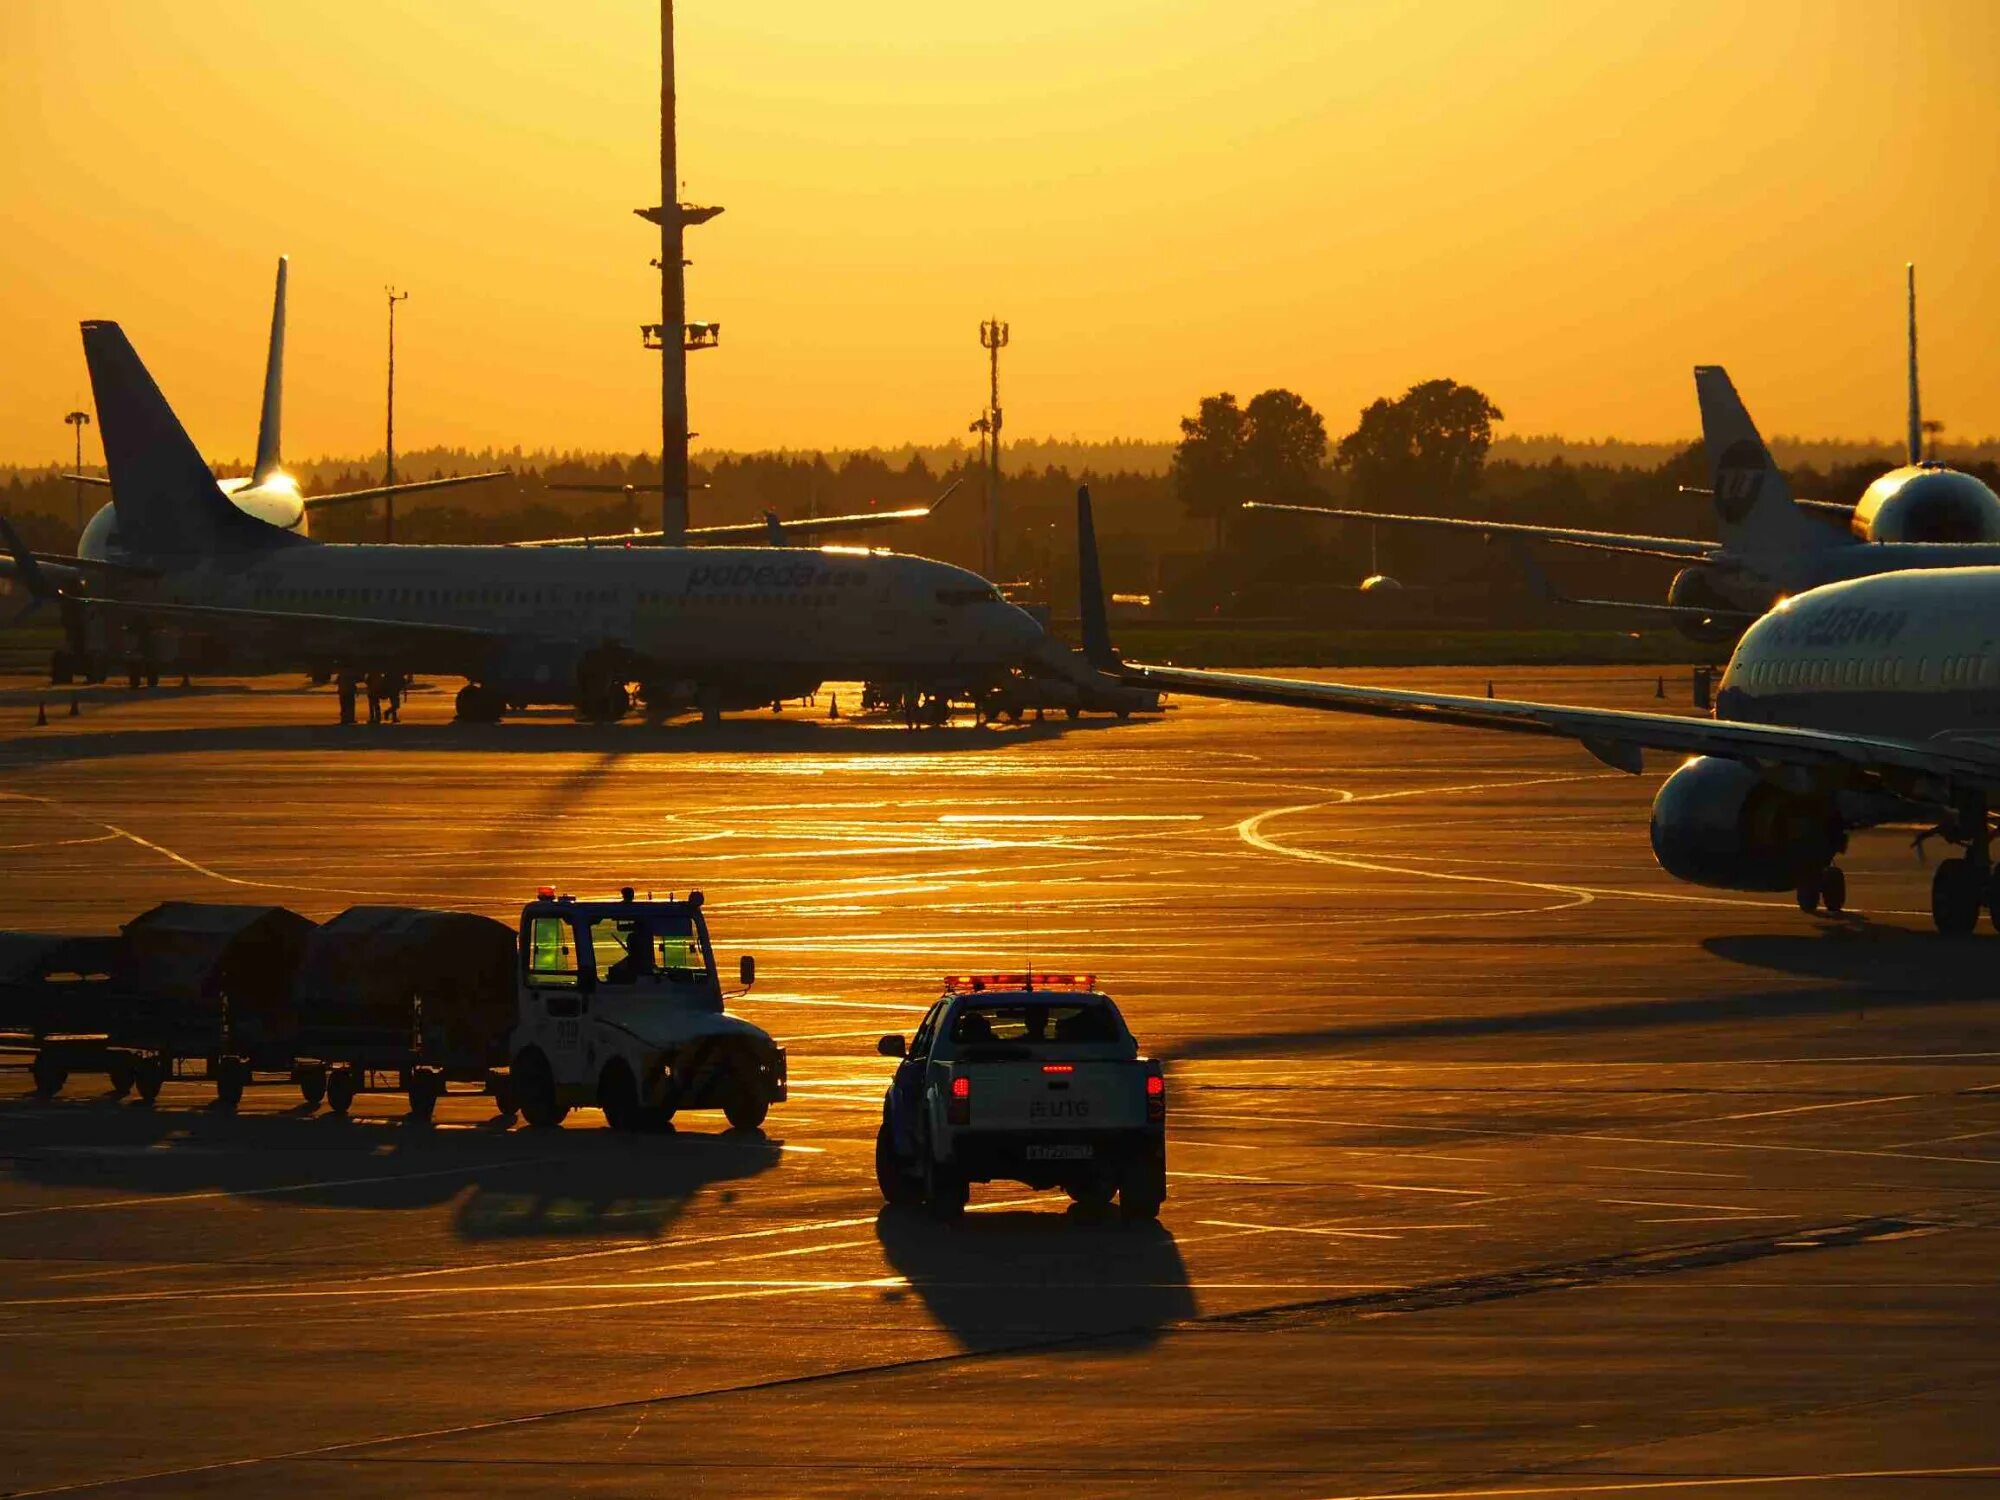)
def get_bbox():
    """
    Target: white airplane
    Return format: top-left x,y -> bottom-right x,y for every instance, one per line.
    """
68,257 -> 508,557
1073,460 -> 2000,936
10,320 -> 1044,722
1250,268 -> 2000,642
